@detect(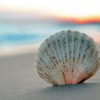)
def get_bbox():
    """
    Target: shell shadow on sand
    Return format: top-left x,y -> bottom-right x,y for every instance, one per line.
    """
24,83 -> 100,100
